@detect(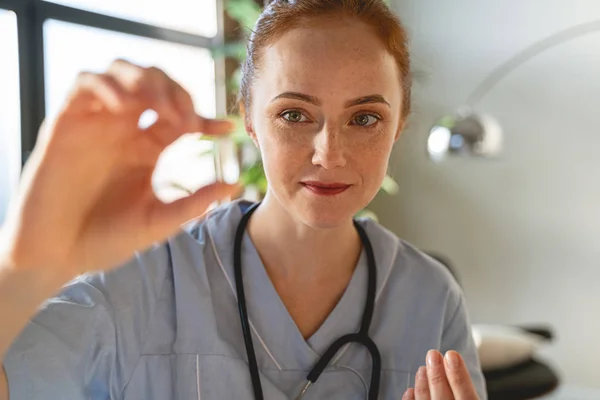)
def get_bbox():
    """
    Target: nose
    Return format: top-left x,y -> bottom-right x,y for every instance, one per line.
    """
311,124 -> 346,169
